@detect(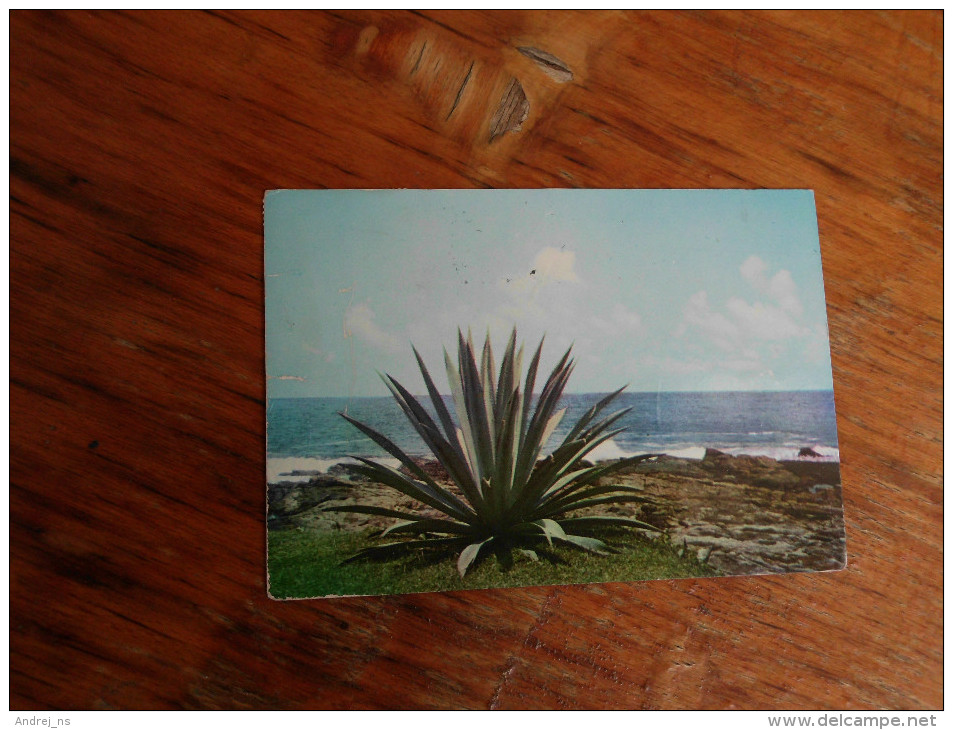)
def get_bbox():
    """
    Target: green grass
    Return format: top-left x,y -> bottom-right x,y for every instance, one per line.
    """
267,527 -> 716,599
